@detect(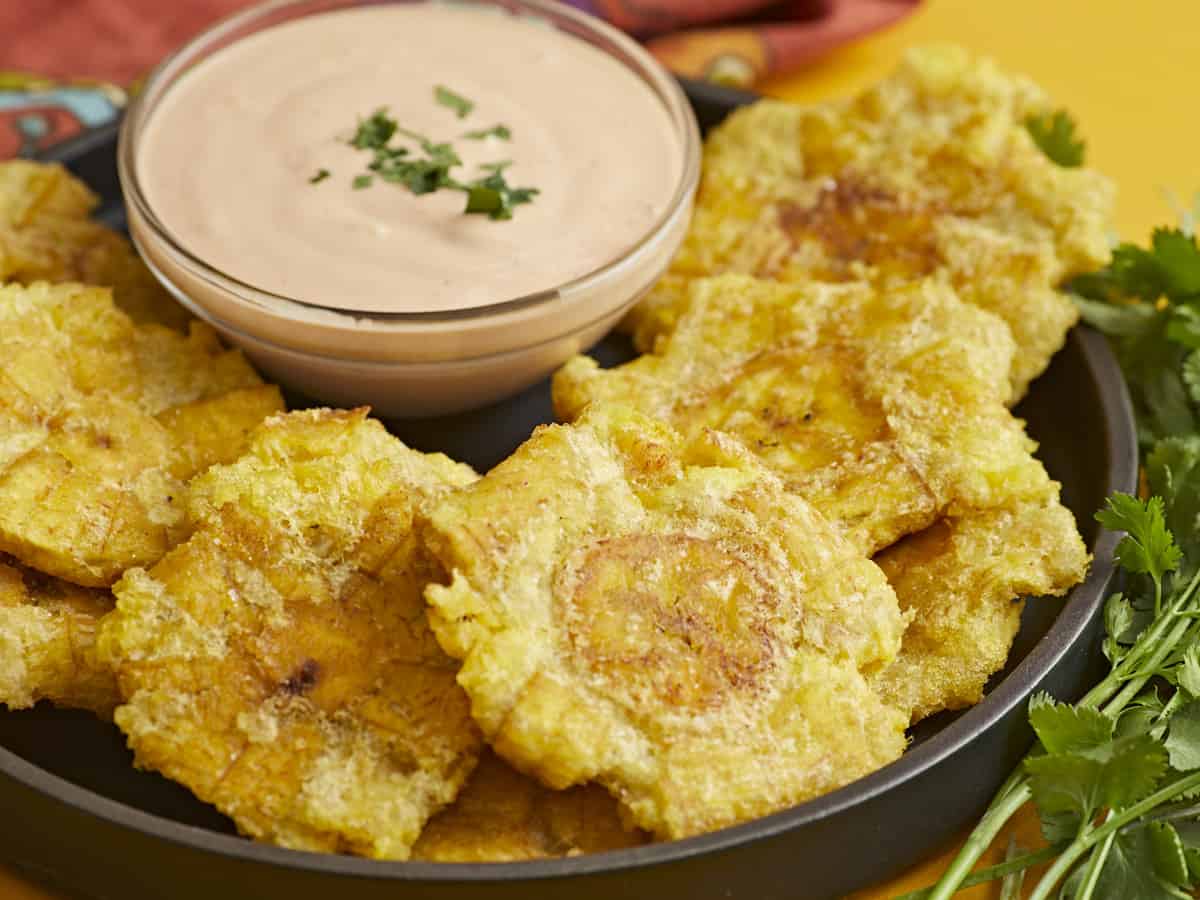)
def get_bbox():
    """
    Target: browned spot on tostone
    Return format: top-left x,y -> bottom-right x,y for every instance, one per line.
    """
778,176 -> 945,279
281,658 -> 321,696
